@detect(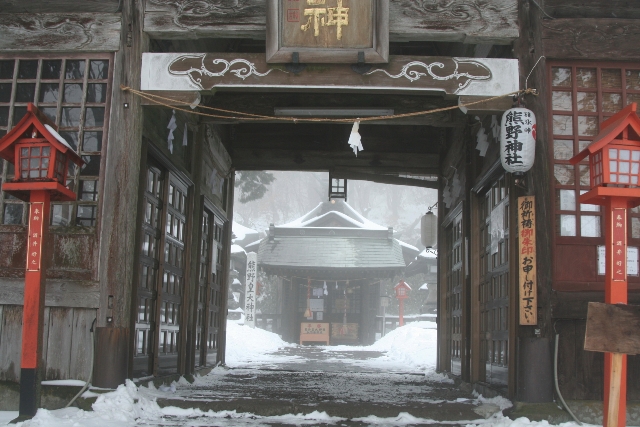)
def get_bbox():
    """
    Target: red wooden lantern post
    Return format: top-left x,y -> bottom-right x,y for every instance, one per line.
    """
0,104 -> 83,419
570,103 -> 640,427
394,280 -> 411,327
